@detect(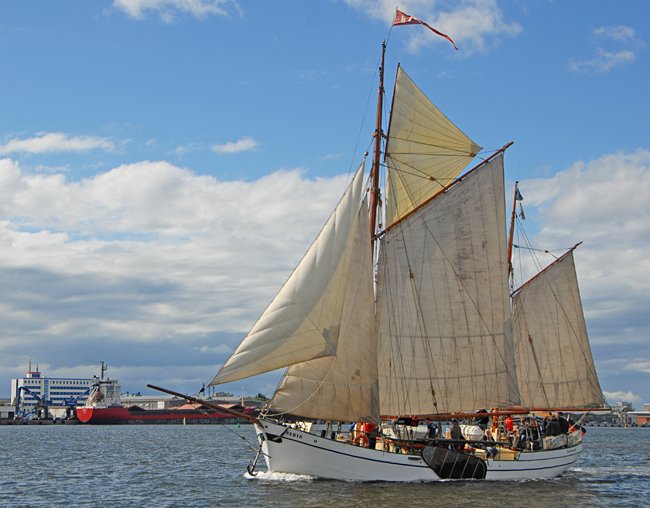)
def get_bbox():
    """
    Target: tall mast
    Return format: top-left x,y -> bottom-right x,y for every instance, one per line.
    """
507,181 -> 519,276
369,41 -> 386,245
